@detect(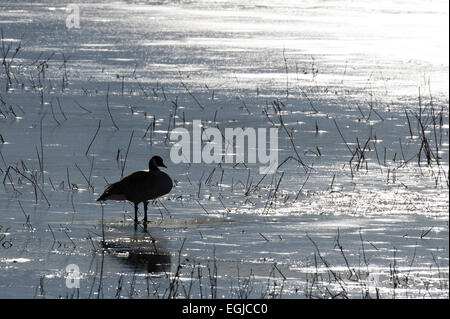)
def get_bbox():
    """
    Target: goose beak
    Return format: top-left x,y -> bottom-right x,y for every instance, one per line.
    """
161,163 -> 167,168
